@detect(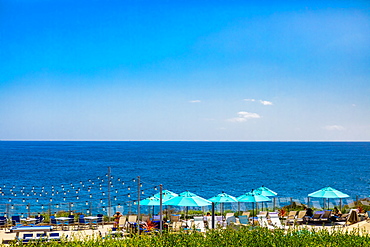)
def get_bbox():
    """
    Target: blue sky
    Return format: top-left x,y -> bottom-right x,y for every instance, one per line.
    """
1,0 -> 369,140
